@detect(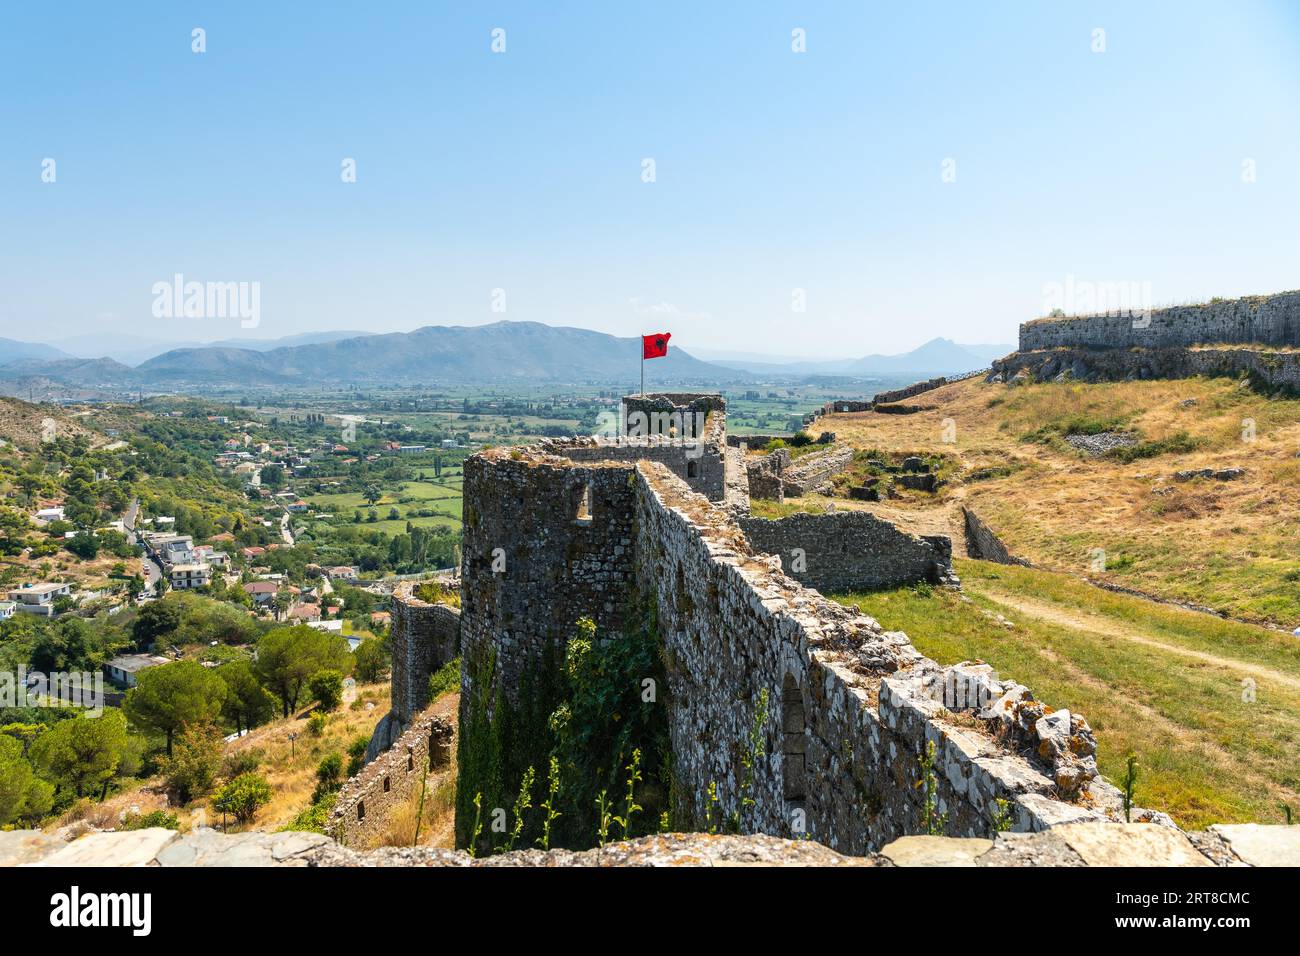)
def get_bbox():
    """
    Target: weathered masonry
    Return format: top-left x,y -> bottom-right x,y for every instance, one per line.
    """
330,709 -> 454,846
366,582 -> 460,761
457,430 -> 1152,855
1020,290 -> 1300,351
999,290 -> 1300,391
740,511 -> 955,593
